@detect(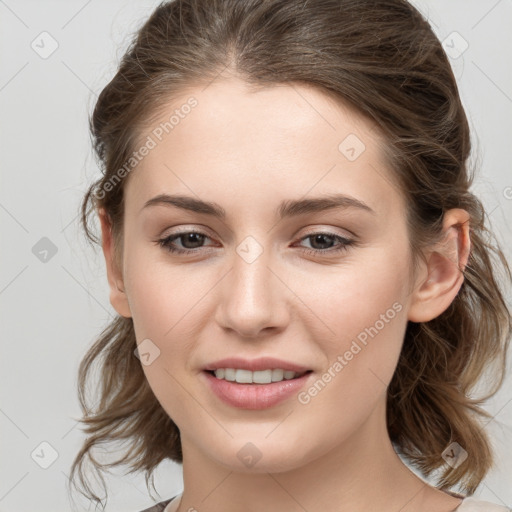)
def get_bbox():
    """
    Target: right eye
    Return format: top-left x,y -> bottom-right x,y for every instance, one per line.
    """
157,230 -> 215,255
